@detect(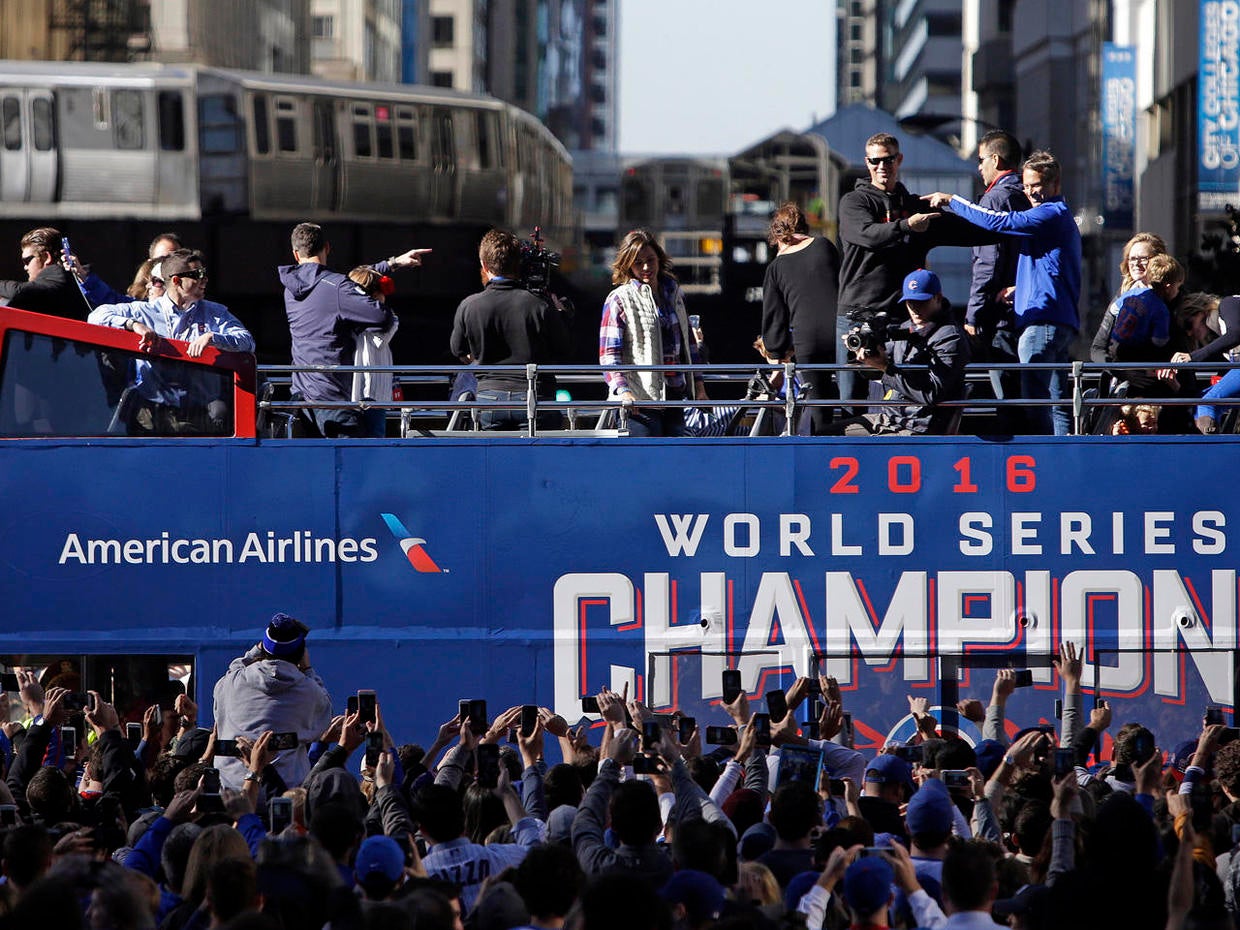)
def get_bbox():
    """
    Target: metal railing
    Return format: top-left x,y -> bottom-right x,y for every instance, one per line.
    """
254,359 -> 1240,438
